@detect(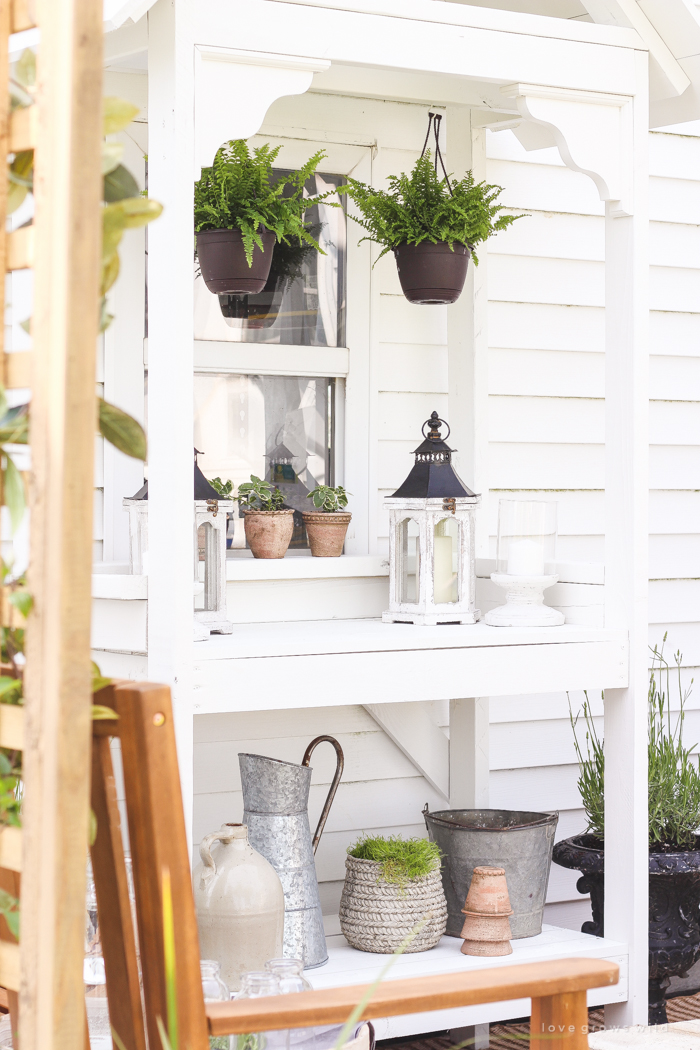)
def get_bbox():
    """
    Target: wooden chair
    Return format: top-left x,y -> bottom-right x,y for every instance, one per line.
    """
91,680 -> 619,1050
